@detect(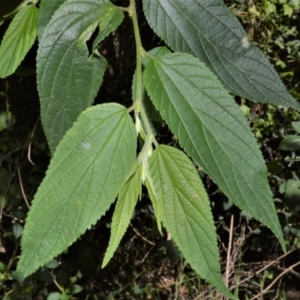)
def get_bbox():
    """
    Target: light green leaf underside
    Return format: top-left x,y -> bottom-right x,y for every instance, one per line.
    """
102,164 -> 142,268
37,0 -> 124,154
0,5 -> 37,78
16,103 -> 137,280
143,53 -> 285,250
142,0 -> 300,110
148,145 -> 234,299
37,0 -> 66,40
